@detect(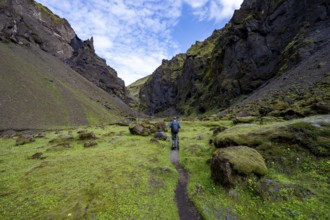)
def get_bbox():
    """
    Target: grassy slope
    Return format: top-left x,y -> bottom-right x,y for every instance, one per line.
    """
0,43 -> 132,130
127,75 -> 150,98
0,125 -> 178,219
